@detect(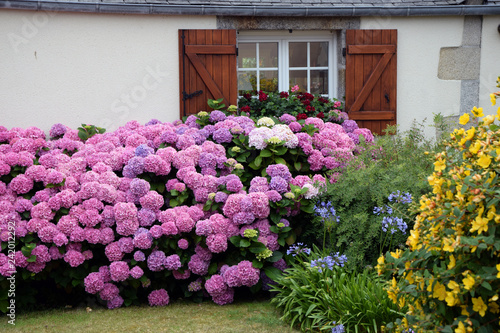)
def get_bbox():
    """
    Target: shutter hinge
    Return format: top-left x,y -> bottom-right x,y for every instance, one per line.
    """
342,47 -> 346,57
183,90 -> 203,101
236,47 -> 238,57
